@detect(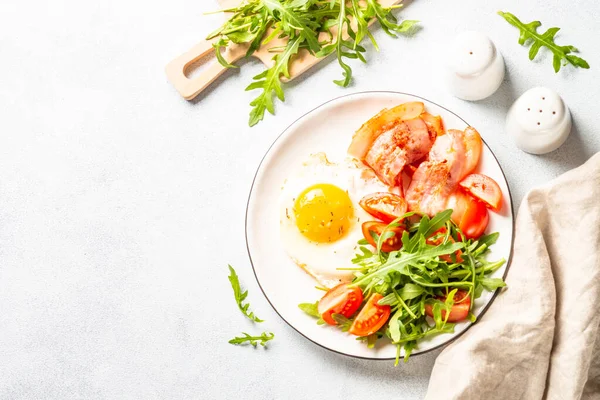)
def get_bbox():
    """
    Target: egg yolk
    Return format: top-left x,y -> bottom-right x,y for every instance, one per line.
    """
294,184 -> 354,243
